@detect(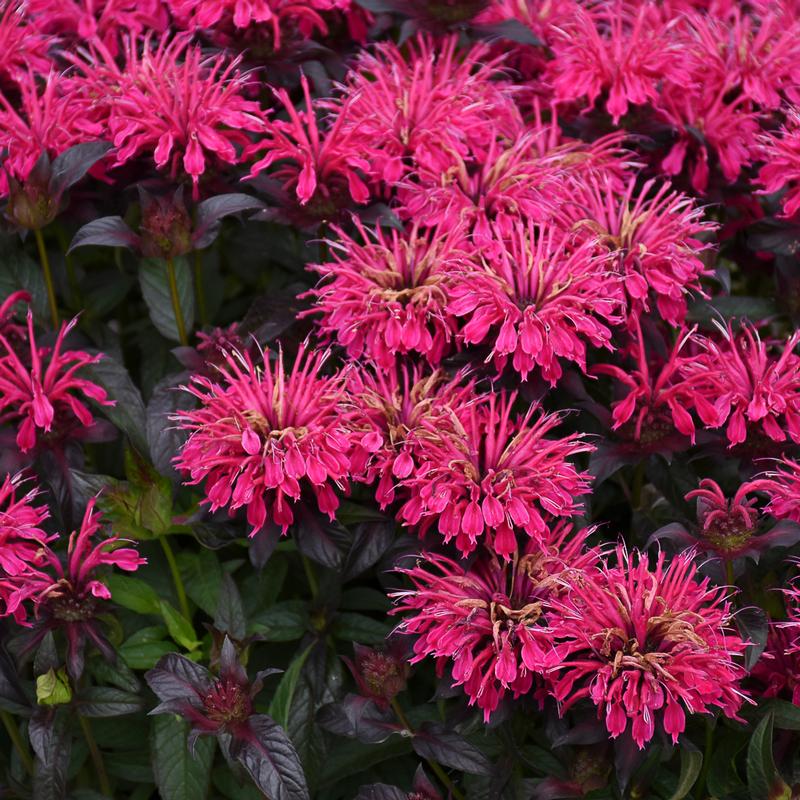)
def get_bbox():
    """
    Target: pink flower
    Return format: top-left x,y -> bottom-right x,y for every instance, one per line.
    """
448,220 -> 625,385
0,499 -> 145,676
399,391 -> 594,558
0,71 -> 105,195
680,322 -> 800,447
169,0 -> 290,30
328,35 -> 521,186
759,107 -> 800,219
392,522 -> 598,721
751,625 -> 800,706
90,34 -> 264,196
247,74 -> 370,218
561,176 -> 714,326
304,221 -> 468,369
0,2 -> 53,85
0,472 -> 52,577
592,321 -> 704,446
173,343 -> 354,534
551,547 -> 750,749
746,458 -> 800,524
0,290 -> 30,341
546,1 -> 685,124
26,0 -> 168,54
0,309 -> 115,453
345,362 -> 475,509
